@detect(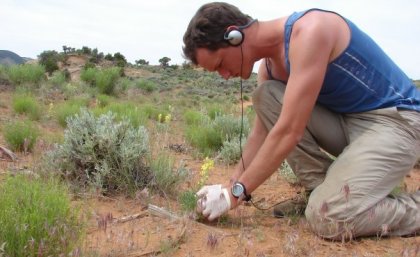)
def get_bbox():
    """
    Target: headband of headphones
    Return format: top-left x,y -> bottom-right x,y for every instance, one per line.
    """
224,19 -> 258,46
